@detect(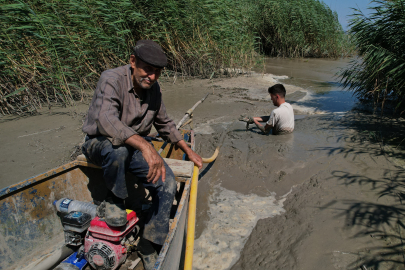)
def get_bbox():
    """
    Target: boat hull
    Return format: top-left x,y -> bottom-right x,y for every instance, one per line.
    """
0,131 -> 194,270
